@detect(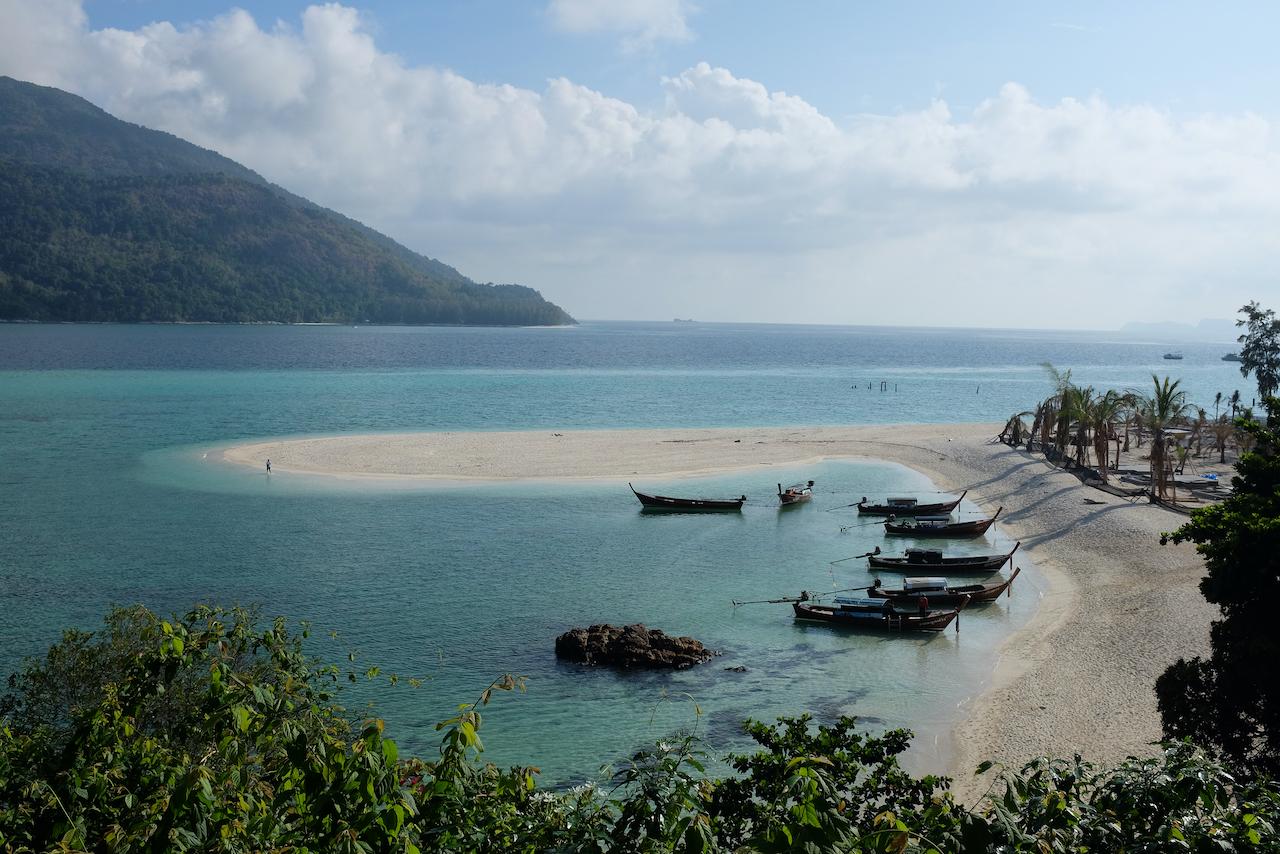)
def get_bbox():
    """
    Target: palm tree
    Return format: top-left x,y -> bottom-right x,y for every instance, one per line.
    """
1210,414 -> 1235,464
1089,389 -> 1126,482
1000,411 -> 1035,446
1058,384 -> 1094,467
1035,398 -> 1055,453
1140,375 -> 1192,502
1040,363 -> 1075,463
